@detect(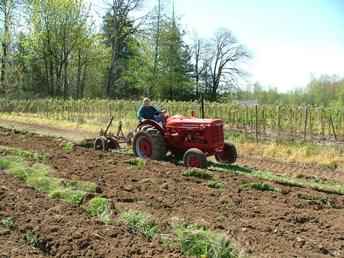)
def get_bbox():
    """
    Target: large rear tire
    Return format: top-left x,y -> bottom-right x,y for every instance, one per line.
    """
133,129 -> 167,160
215,142 -> 237,164
183,148 -> 207,169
